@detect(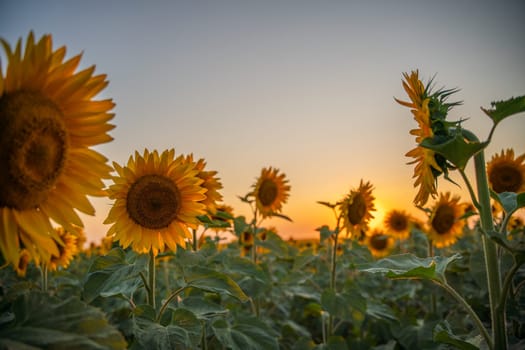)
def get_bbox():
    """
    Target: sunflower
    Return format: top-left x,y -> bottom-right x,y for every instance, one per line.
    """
427,192 -> 466,248
340,180 -> 375,237
364,230 -> 394,258
0,32 -> 114,267
487,149 -> 525,194
47,226 -> 78,271
104,149 -> 207,255
396,70 -> 460,207
252,167 -> 291,217
384,209 -> 412,240
182,155 -> 223,214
